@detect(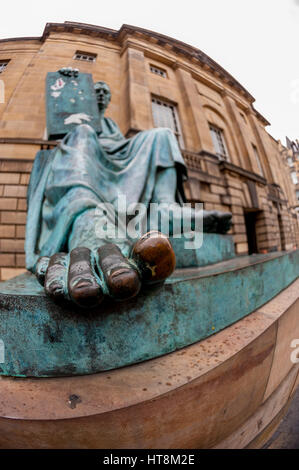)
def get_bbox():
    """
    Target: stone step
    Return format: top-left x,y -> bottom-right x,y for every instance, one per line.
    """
0,249 -> 298,377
